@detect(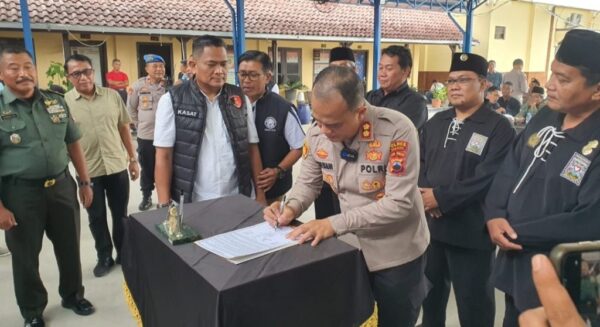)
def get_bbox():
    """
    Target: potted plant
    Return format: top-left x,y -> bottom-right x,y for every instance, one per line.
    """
45,61 -> 73,91
281,80 -> 307,103
431,86 -> 447,108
